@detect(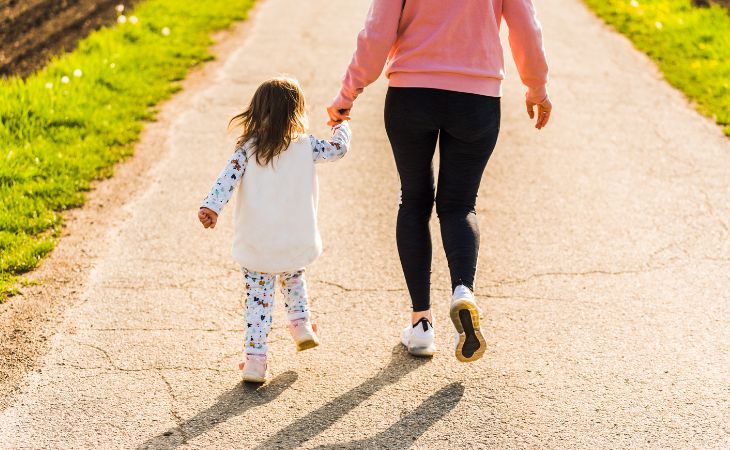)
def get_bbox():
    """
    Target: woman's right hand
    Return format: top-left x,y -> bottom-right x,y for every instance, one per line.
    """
526,96 -> 552,130
198,207 -> 218,229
